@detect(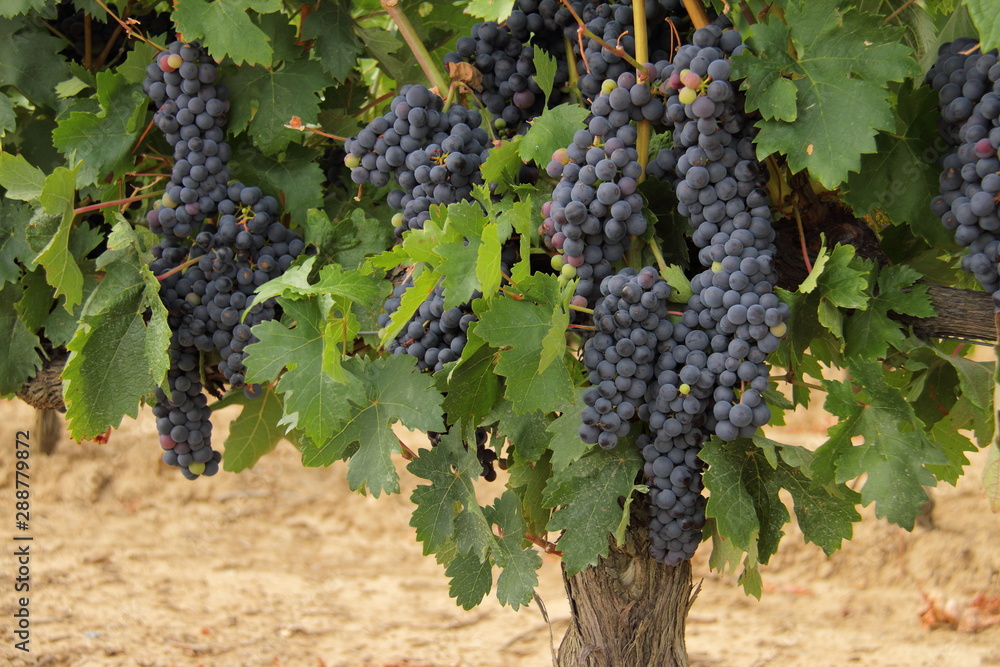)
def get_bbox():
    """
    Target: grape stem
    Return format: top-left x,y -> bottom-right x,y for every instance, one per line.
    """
793,205 -> 813,274
884,0 -> 919,23
633,0 -> 651,182
647,238 -> 669,274
500,287 -> 525,301
155,255 -> 201,282
525,533 -> 563,556
563,36 -> 585,106
73,190 -> 162,215
83,13 -> 93,70
283,118 -> 349,141
774,373 -> 825,393
381,0 -> 450,97
568,303 -> 594,315
397,438 -> 417,461
682,0 -> 711,30
559,0 -> 647,76
568,324 -> 596,330
737,2 -> 757,25
92,0 -> 165,51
